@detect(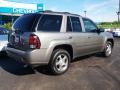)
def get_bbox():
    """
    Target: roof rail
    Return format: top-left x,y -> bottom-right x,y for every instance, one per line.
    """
36,10 -> 54,13
37,10 -> 71,14
44,10 -> 53,12
36,10 -> 81,16
61,12 -> 71,14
